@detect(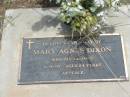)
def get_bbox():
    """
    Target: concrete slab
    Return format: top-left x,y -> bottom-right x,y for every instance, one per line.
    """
0,6 -> 130,97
